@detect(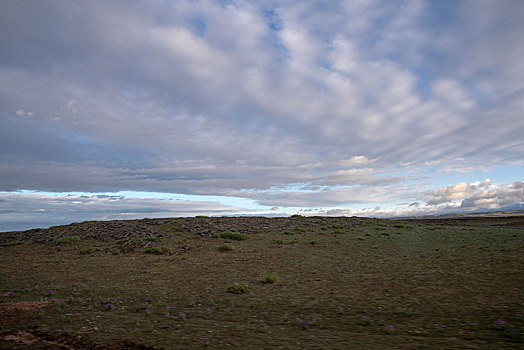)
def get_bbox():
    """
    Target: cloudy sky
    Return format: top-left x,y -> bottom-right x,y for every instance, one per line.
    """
1,0 -> 523,231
